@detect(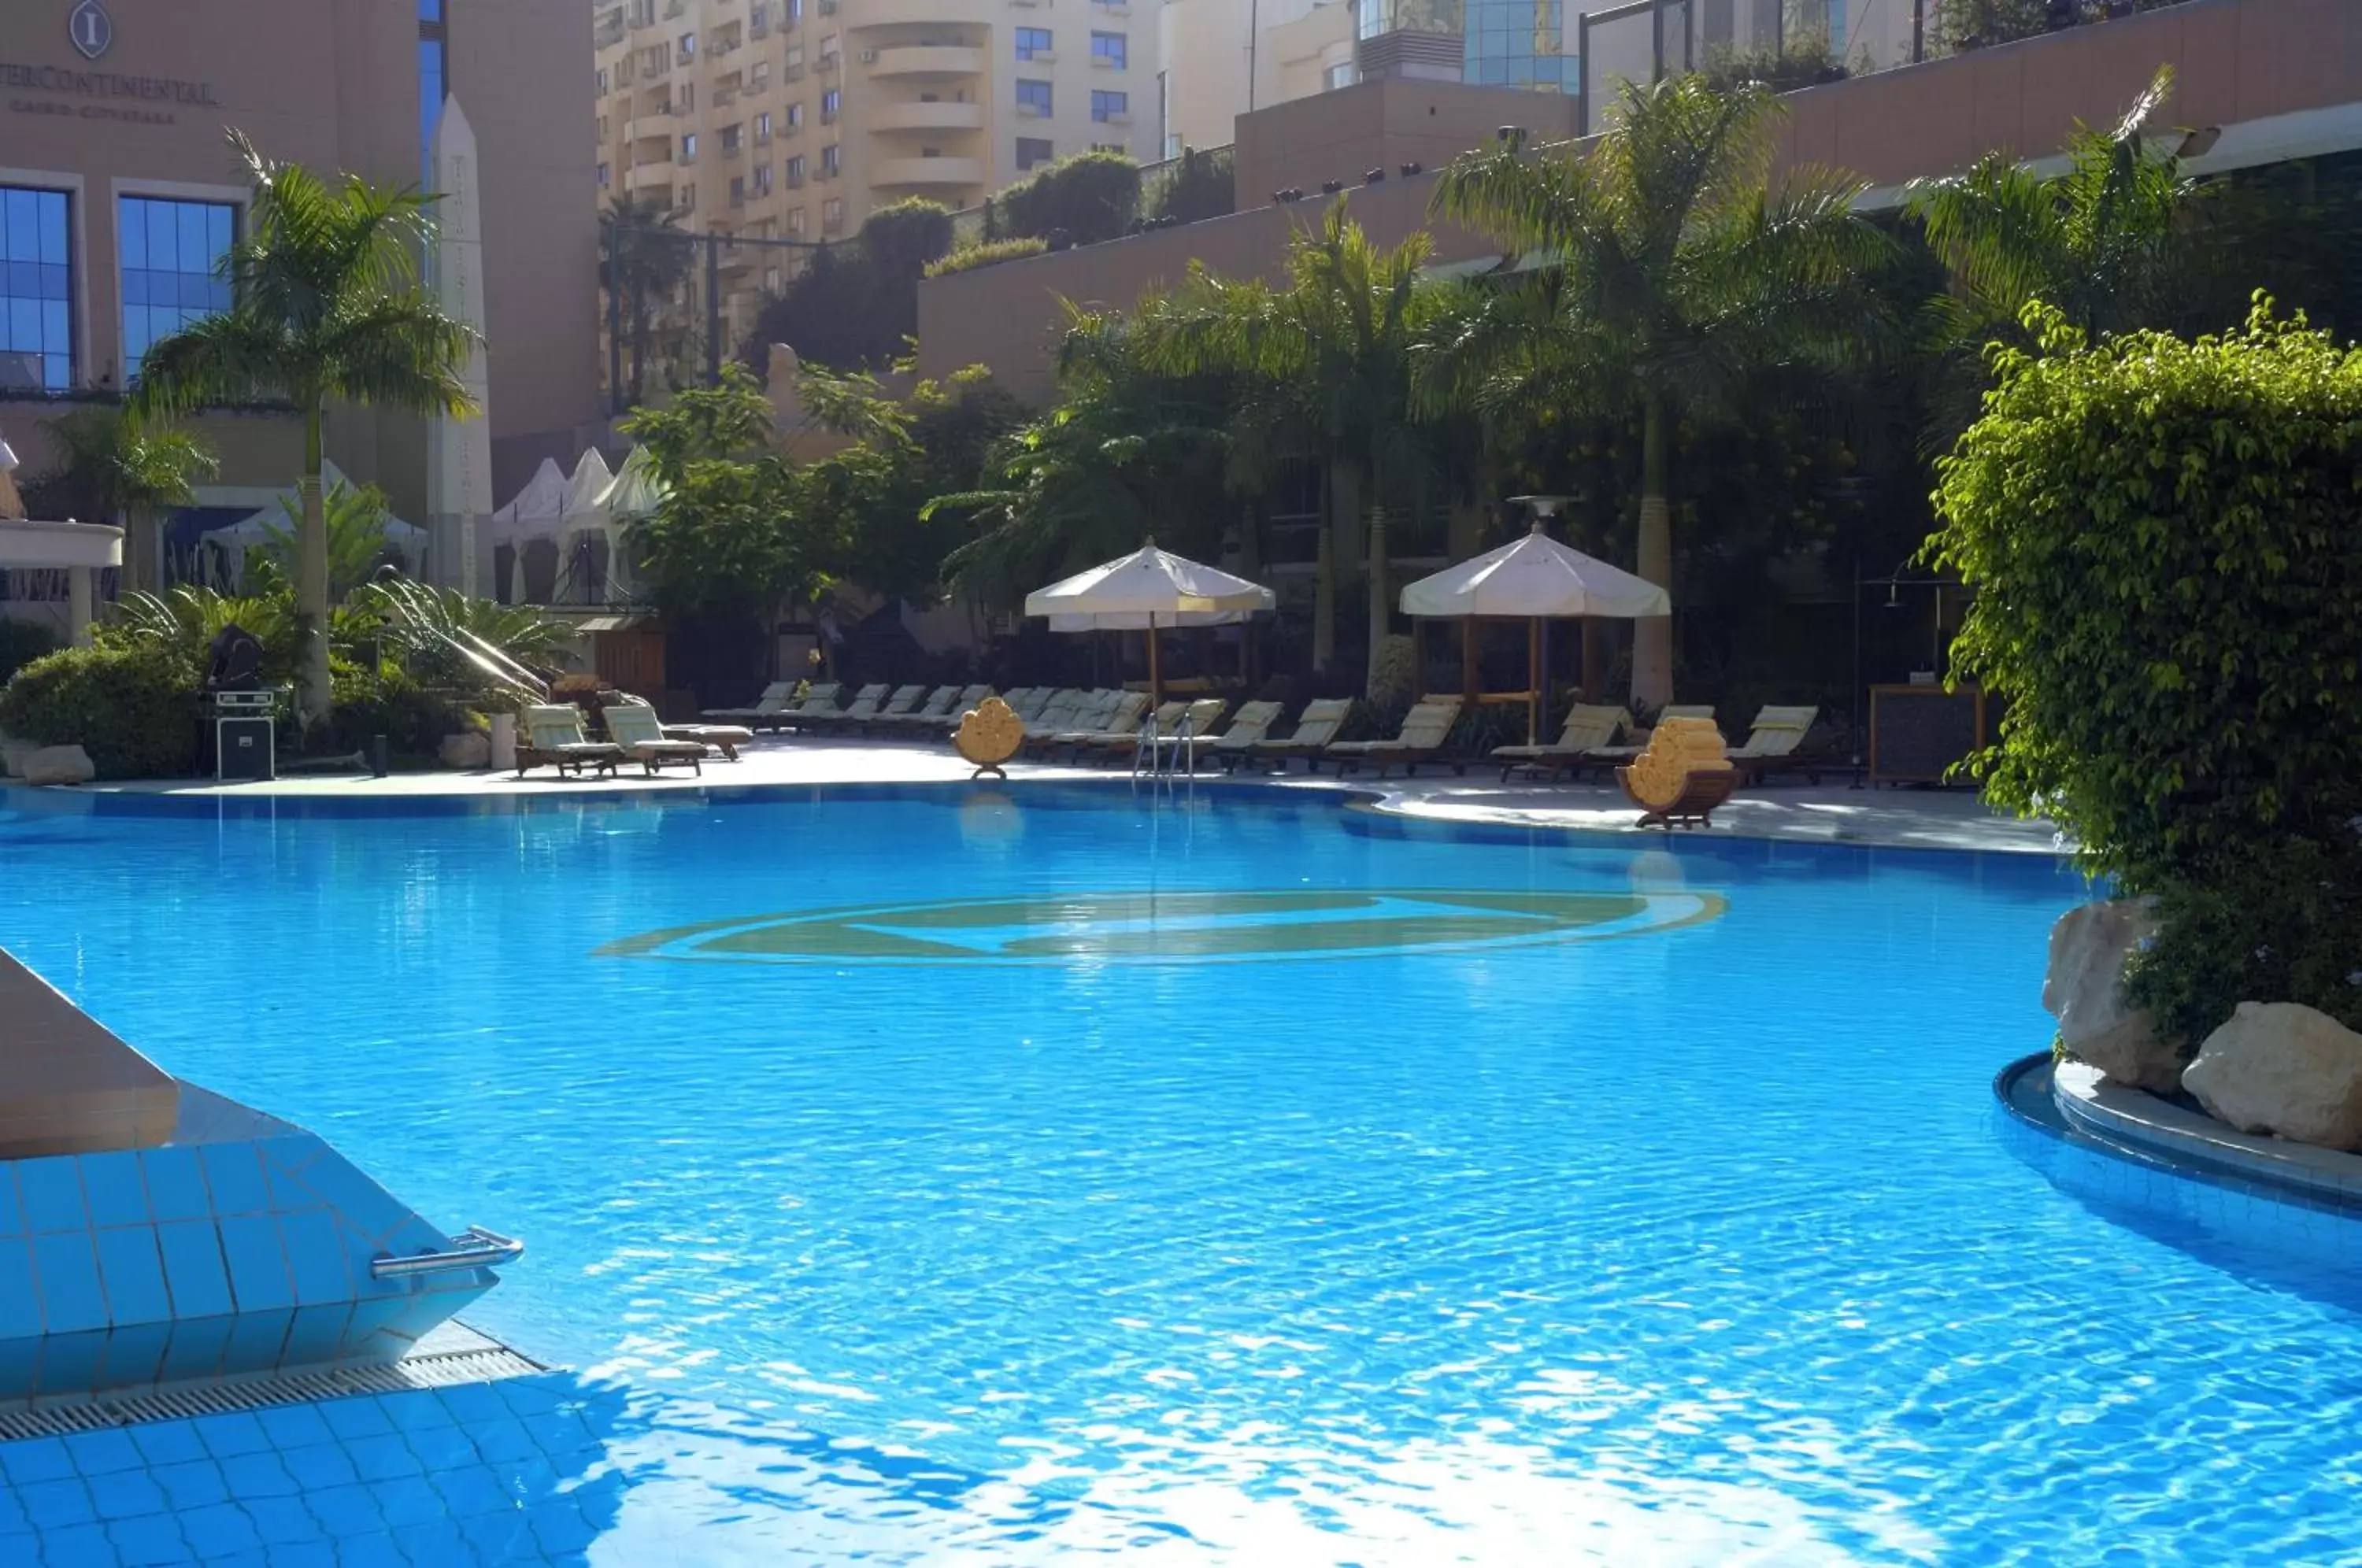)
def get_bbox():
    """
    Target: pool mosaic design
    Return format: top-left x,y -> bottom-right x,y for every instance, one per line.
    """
6,782 -> 2362,1564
